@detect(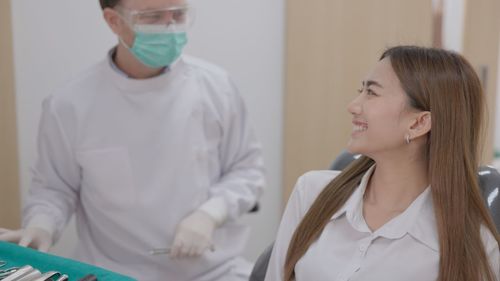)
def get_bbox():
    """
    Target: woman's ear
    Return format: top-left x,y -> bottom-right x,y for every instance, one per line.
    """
408,111 -> 431,139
